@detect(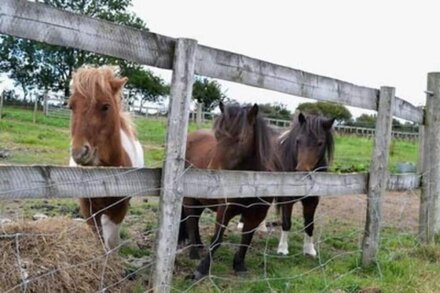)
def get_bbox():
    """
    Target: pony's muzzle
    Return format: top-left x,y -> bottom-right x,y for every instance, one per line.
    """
72,144 -> 93,165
